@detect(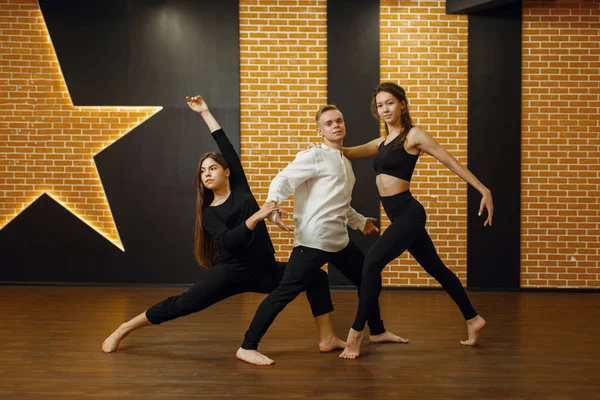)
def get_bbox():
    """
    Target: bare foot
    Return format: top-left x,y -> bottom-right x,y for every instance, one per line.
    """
339,328 -> 364,359
236,348 -> 275,366
319,336 -> 346,352
370,331 -> 409,344
102,325 -> 130,353
460,315 -> 486,346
